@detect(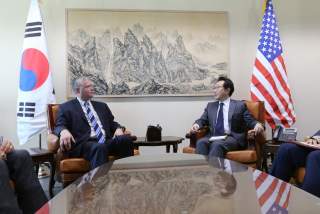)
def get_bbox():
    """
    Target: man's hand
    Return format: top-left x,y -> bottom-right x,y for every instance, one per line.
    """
0,139 -> 14,160
114,128 -> 125,137
253,123 -> 264,136
0,139 -> 14,154
60,129 -> 75,152
190,123 -> 200,133
306,137 -> 320,145
123,129 -> 132,135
